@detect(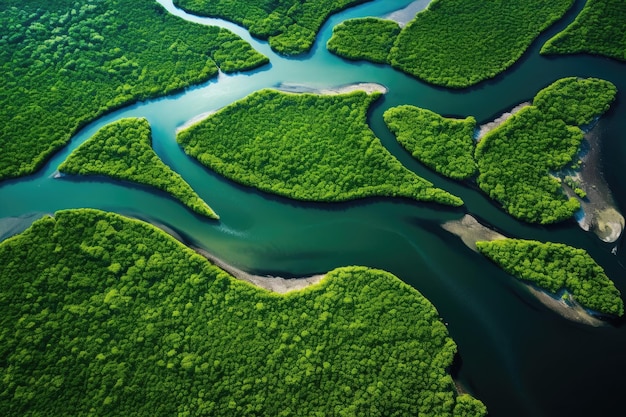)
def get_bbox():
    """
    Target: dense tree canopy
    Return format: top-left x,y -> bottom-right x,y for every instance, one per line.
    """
384,106 -> 477,180
0,208 -> 486,416
477,239 -> 624,317
174,0 -> 369,55
177,89 -> 462,206
0,0 -> 268,181
327,18 -> 401,63
327,0 -> 573,88
541,0 -> 626,61
58,118 -> 218,219
533,77 -> 618,126
474,77 -> 616,224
